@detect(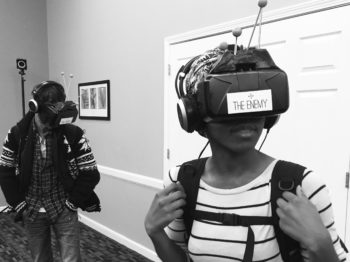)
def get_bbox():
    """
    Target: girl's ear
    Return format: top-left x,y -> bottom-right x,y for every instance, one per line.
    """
198,126 -> 208,138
